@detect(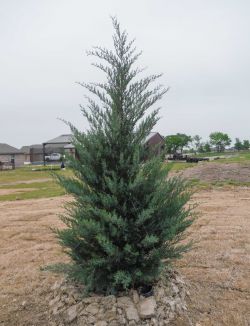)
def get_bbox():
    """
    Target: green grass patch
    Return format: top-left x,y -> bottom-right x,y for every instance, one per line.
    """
193,150 -> 250,163
0,165 -> 72,184
168,162 -> 196,172
0,166 -> 73,201
0,180 -> 66,201
215,153 -> 250,164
